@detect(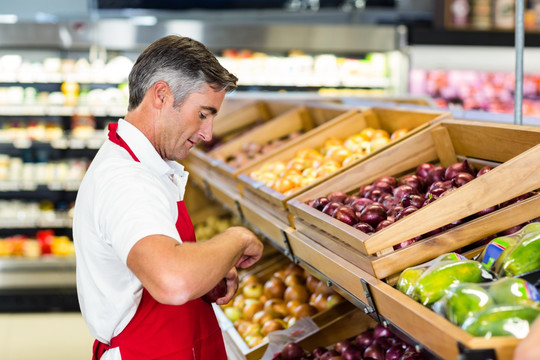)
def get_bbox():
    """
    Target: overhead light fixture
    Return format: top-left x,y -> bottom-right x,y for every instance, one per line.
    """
0,14 -> 18,24
131,16 -> 157,26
